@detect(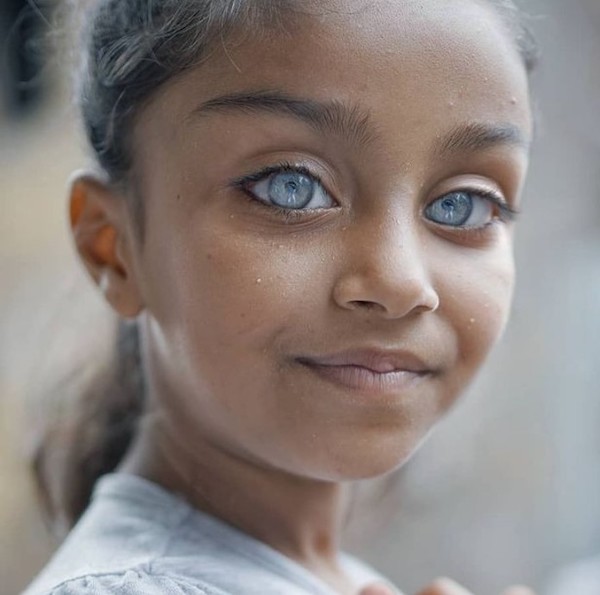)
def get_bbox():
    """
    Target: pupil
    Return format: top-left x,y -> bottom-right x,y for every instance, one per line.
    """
443,198 -> 456,211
